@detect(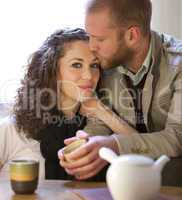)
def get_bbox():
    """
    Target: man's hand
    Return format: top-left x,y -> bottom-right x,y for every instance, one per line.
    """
58,131 -> 119,180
